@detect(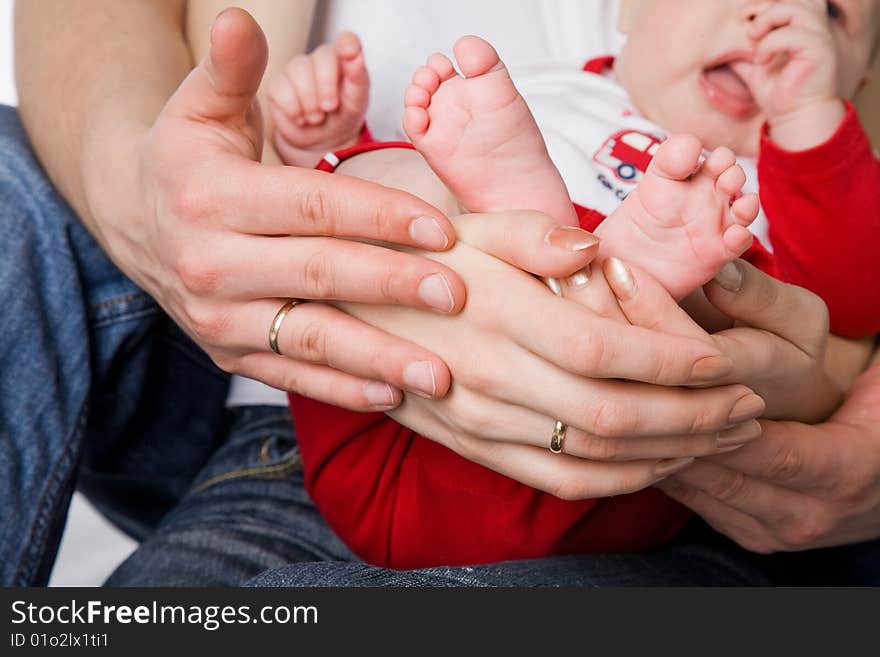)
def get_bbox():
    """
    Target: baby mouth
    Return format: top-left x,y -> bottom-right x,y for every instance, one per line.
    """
700,63 -> 758,118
